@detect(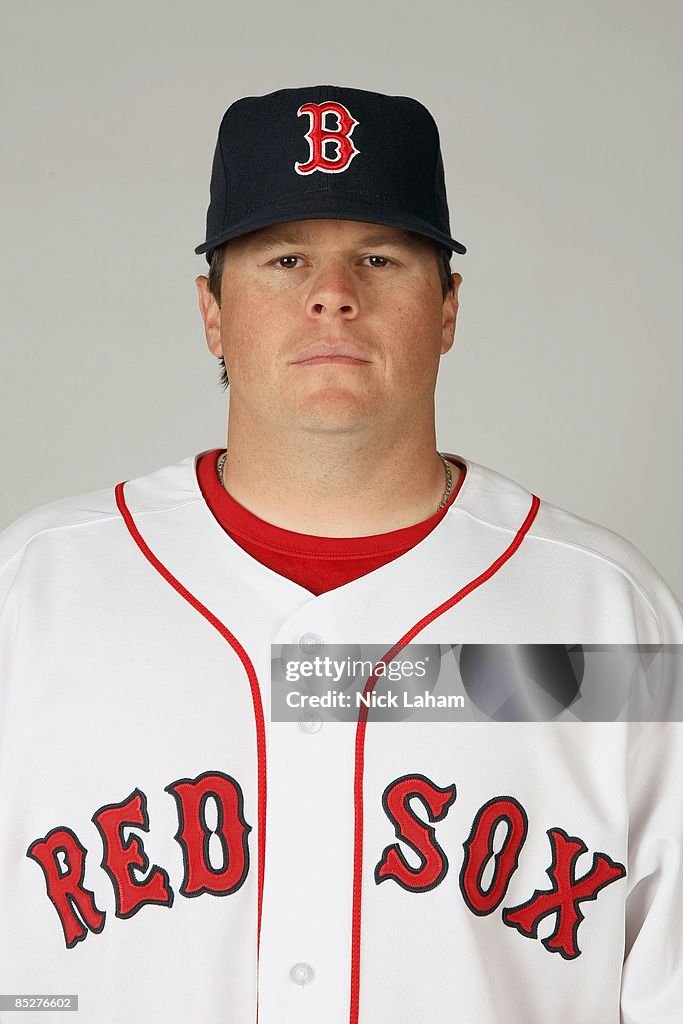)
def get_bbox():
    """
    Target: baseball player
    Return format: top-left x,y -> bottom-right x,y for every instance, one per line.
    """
0,85 -> 681,1024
